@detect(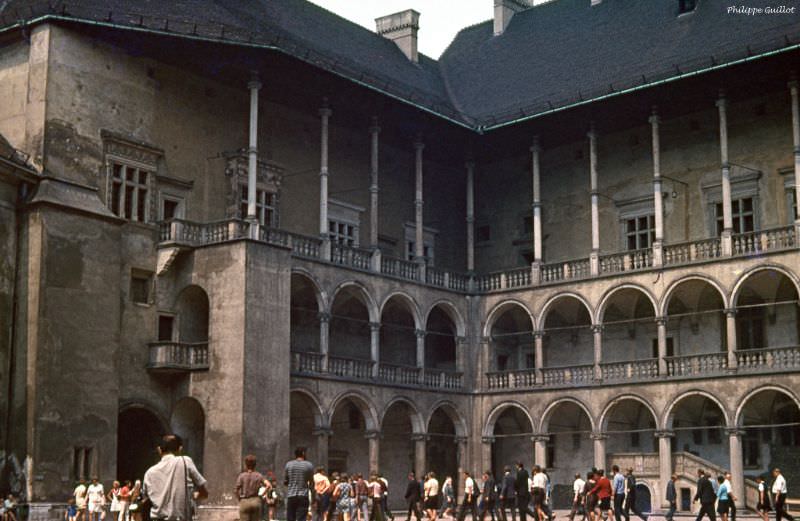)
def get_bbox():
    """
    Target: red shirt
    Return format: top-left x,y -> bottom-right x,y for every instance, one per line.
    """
590,477 -> 612,500
119,486 -> 131,502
